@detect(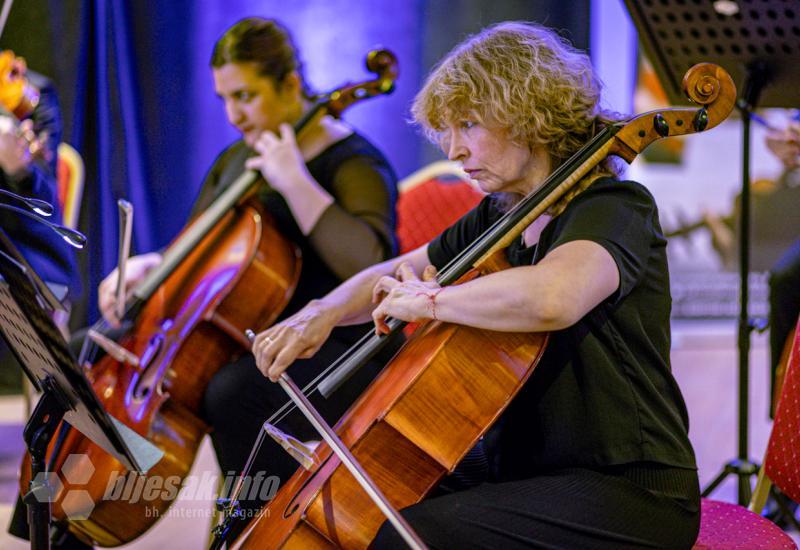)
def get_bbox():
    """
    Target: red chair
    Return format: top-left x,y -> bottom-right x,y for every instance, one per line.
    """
396,160 -> 484,253
56,142 -> 84,229
693,317 -> 800,549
